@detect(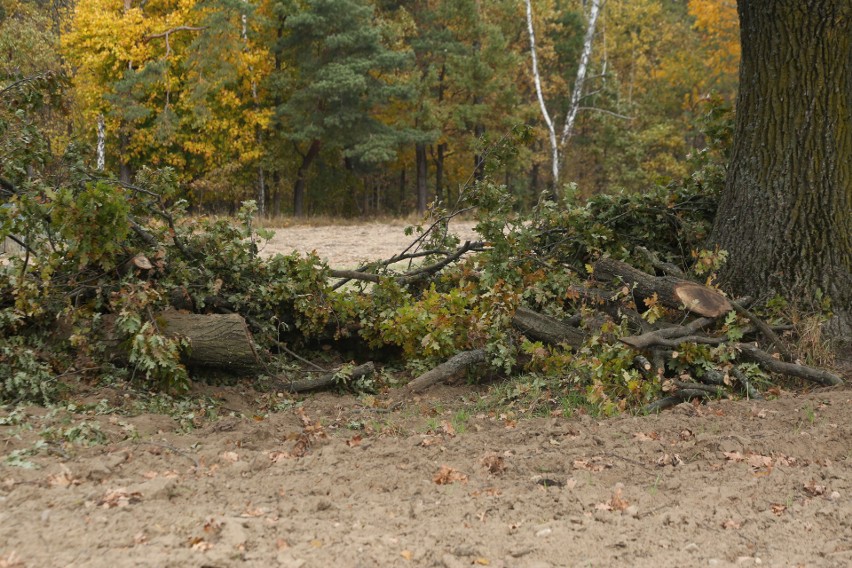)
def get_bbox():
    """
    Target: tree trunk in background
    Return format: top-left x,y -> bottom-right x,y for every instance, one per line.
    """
293,140 -> 320,217
96,114 -> 105,171
119,132 -> 132,184
271,171 -> 282,217
416,143 -> 428,214
473,121 -> 485,183
399,166 -> 406,213
712,0 -> 851,335
257,165 -> 266,217
435,143 -> 446,204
